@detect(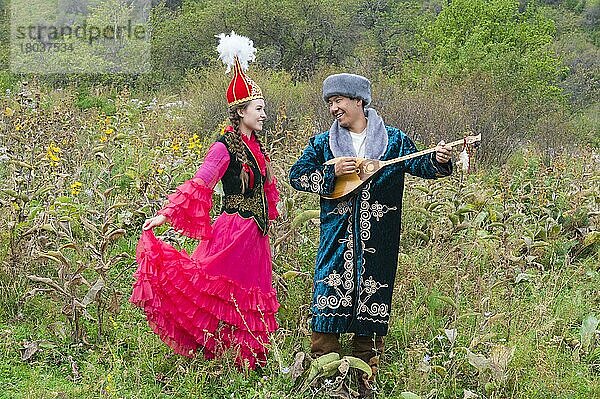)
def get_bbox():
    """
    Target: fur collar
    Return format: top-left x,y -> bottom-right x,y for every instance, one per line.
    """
329,108 -> 388,159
